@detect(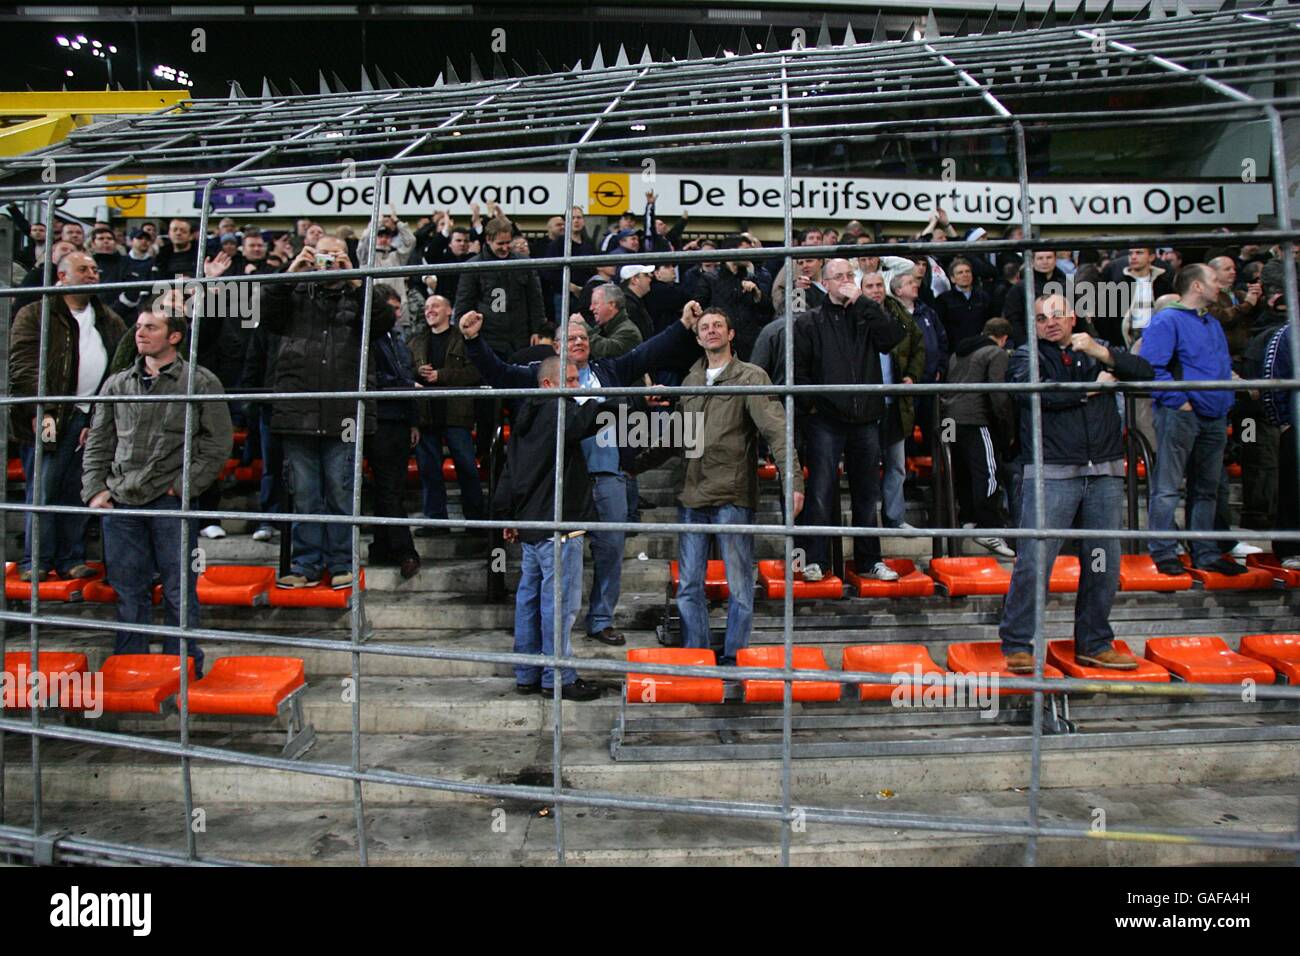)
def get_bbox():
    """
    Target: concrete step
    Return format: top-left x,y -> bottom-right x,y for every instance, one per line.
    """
13,778 -> 1296,865
5,727 -> 1297,807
